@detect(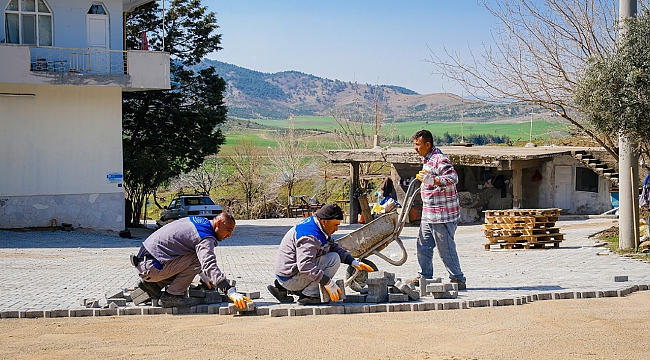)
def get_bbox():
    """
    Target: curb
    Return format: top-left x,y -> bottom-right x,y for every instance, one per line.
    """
2,284 -> 648,319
